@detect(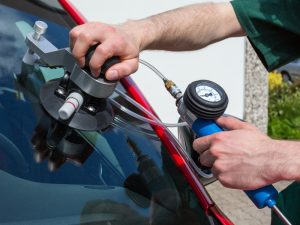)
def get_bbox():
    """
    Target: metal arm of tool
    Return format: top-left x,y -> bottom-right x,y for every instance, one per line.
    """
24,21 -> 118,99
25,35 -> 75,71
23,21 -> 118,130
